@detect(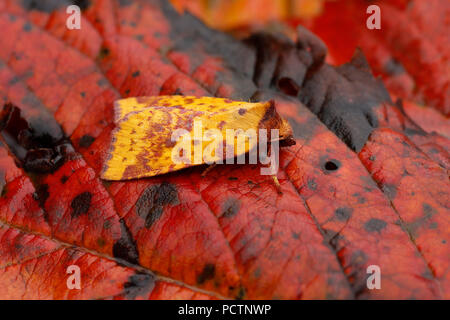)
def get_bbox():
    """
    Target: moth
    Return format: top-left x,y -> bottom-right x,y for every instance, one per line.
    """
101,96 -> 295,182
